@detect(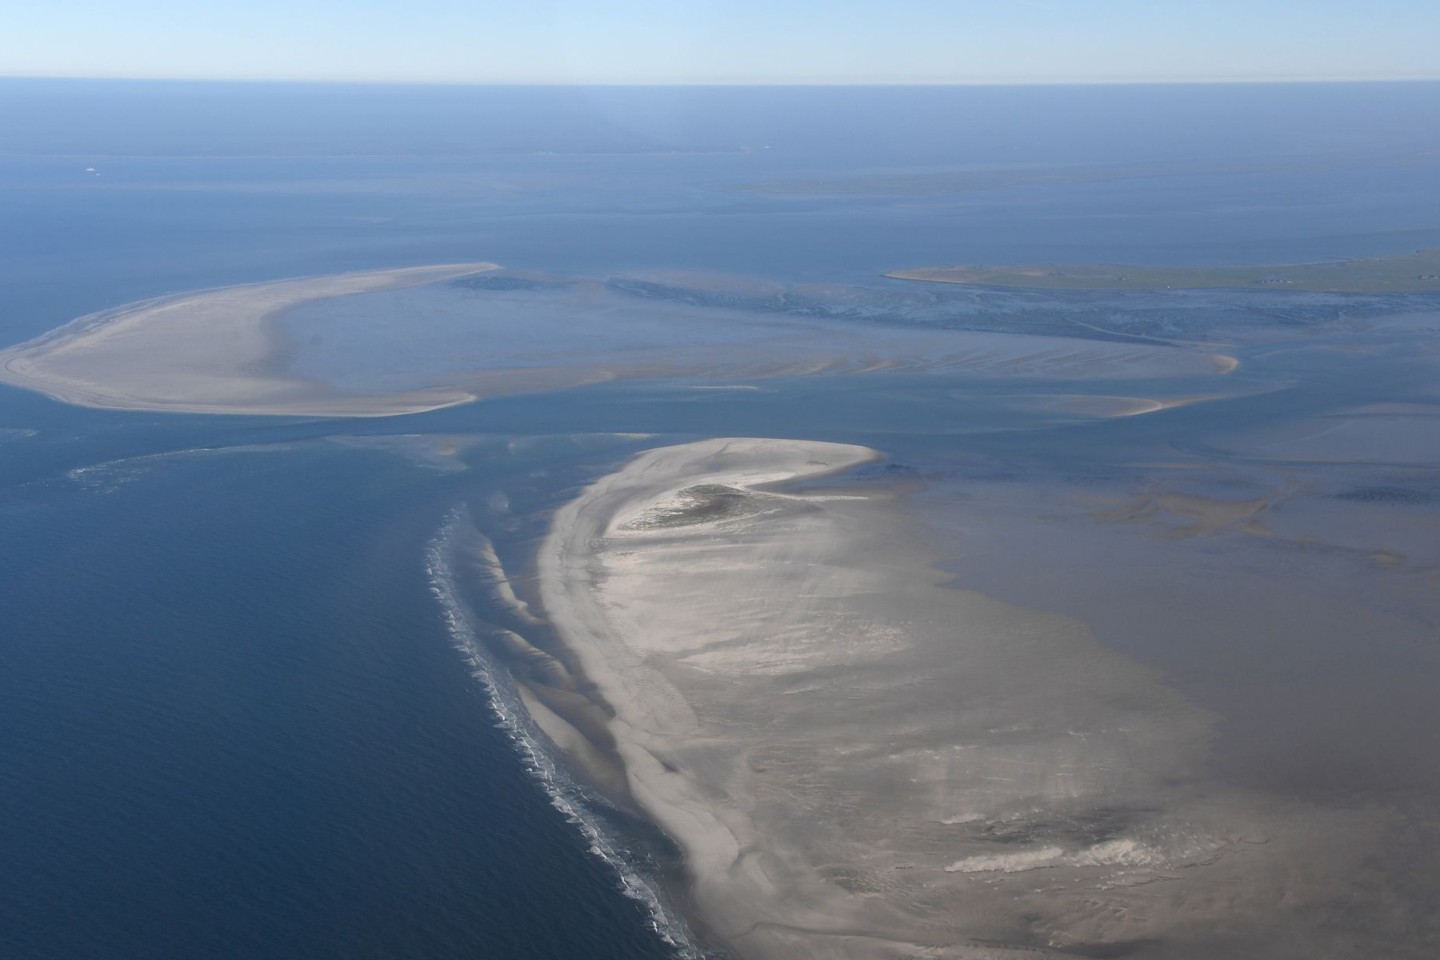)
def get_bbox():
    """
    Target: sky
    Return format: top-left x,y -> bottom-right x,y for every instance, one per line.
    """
4,0 -> 1440,85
